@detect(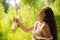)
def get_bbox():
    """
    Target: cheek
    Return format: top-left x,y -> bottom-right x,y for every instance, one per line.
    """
38,13 -> 43,17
